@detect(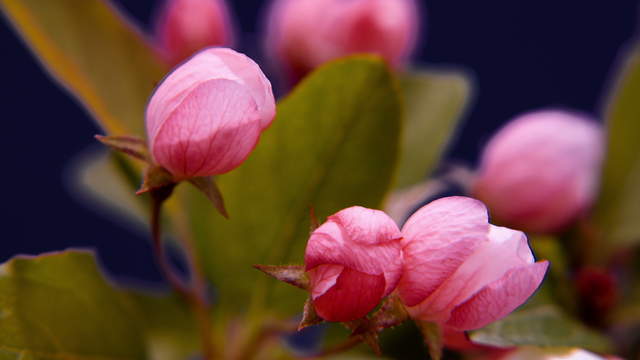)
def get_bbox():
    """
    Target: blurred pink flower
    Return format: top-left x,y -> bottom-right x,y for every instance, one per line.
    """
146,48 -> 275,180
473,110 -> 604,234
265,0 -> 420,82
305,206 -> 403,322
155,0 -> 235,66
398,196 -> 548,331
